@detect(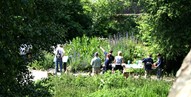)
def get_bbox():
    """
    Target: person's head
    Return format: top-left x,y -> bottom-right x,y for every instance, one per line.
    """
109,50 -> 113,54
57,44 -> 60,47
94,52 -> 99,57
149,54 -> 152,58
118,51 -> 122,56
157,53 -> 161,58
